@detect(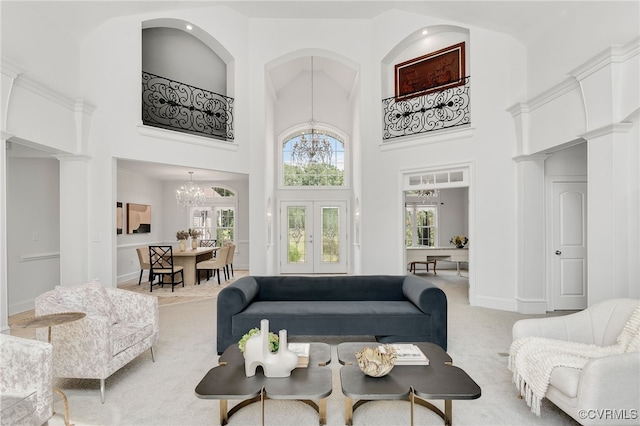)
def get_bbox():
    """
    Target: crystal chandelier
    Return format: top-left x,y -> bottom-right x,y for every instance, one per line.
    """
417,189 -> 440,202
291,57 -> 333,166
176,171 -> 206,207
